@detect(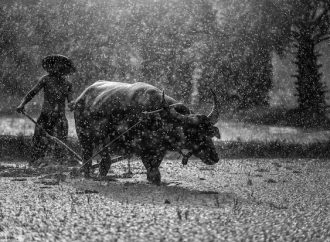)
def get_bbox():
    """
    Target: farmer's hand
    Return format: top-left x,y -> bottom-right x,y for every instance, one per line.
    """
16,104 -> 25,114
68,101 -> 75,111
